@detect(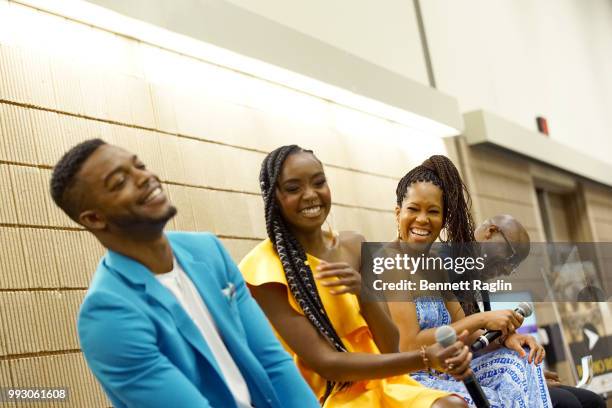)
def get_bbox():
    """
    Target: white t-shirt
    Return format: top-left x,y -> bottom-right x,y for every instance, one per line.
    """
156,260 -> 252,408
